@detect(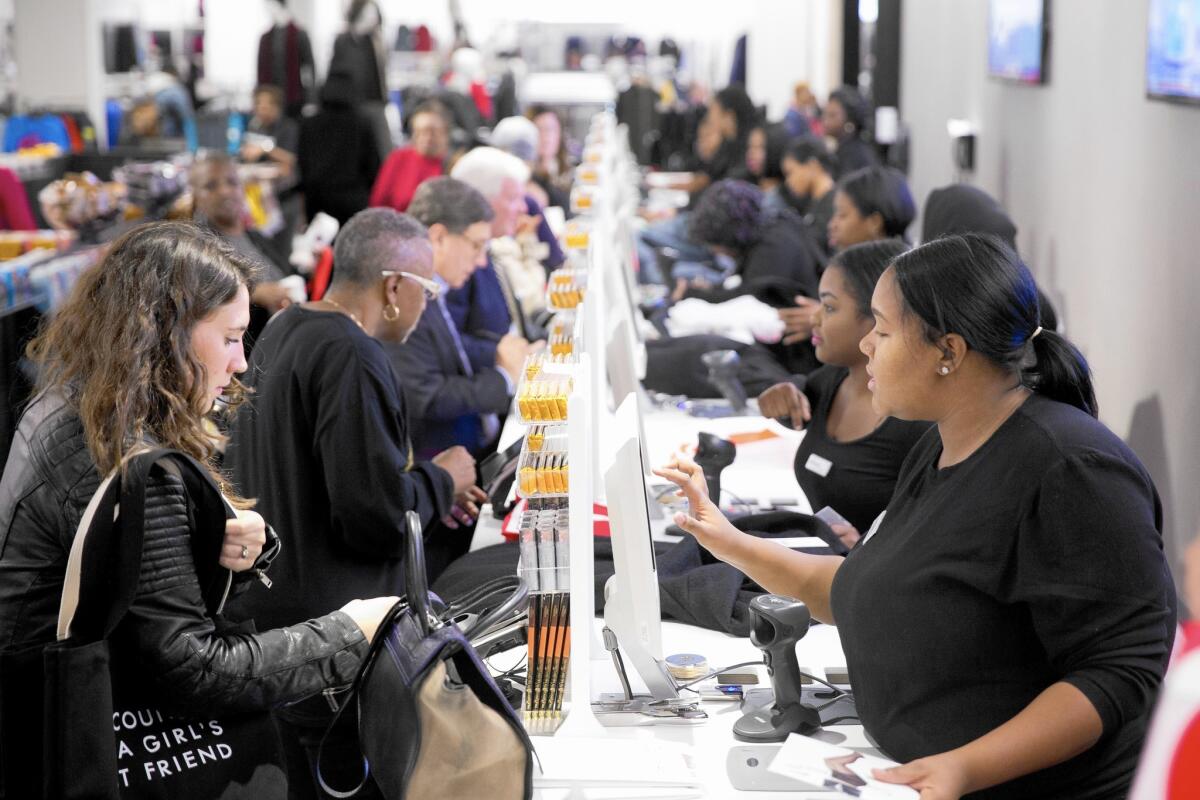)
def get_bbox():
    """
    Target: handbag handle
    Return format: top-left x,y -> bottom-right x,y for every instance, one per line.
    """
315,598 -> 409,799
404,510 -> 432,636
459,578 -> 528,642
